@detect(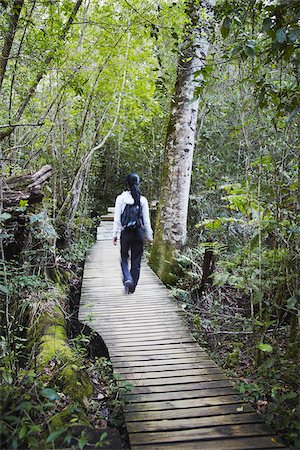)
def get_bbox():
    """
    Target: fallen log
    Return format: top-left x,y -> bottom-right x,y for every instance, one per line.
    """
1,165 -> 52,259
3,164 -> 52,208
